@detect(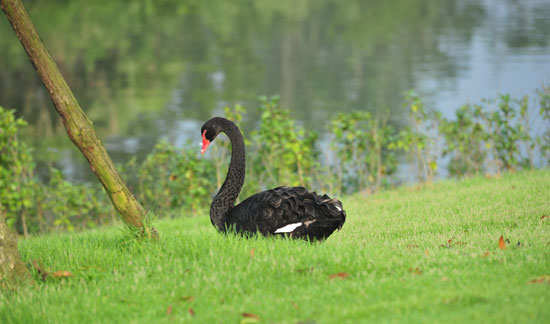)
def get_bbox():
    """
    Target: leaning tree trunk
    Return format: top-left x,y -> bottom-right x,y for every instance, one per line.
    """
1,0 -> 151,233
0,204 -> 32,288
